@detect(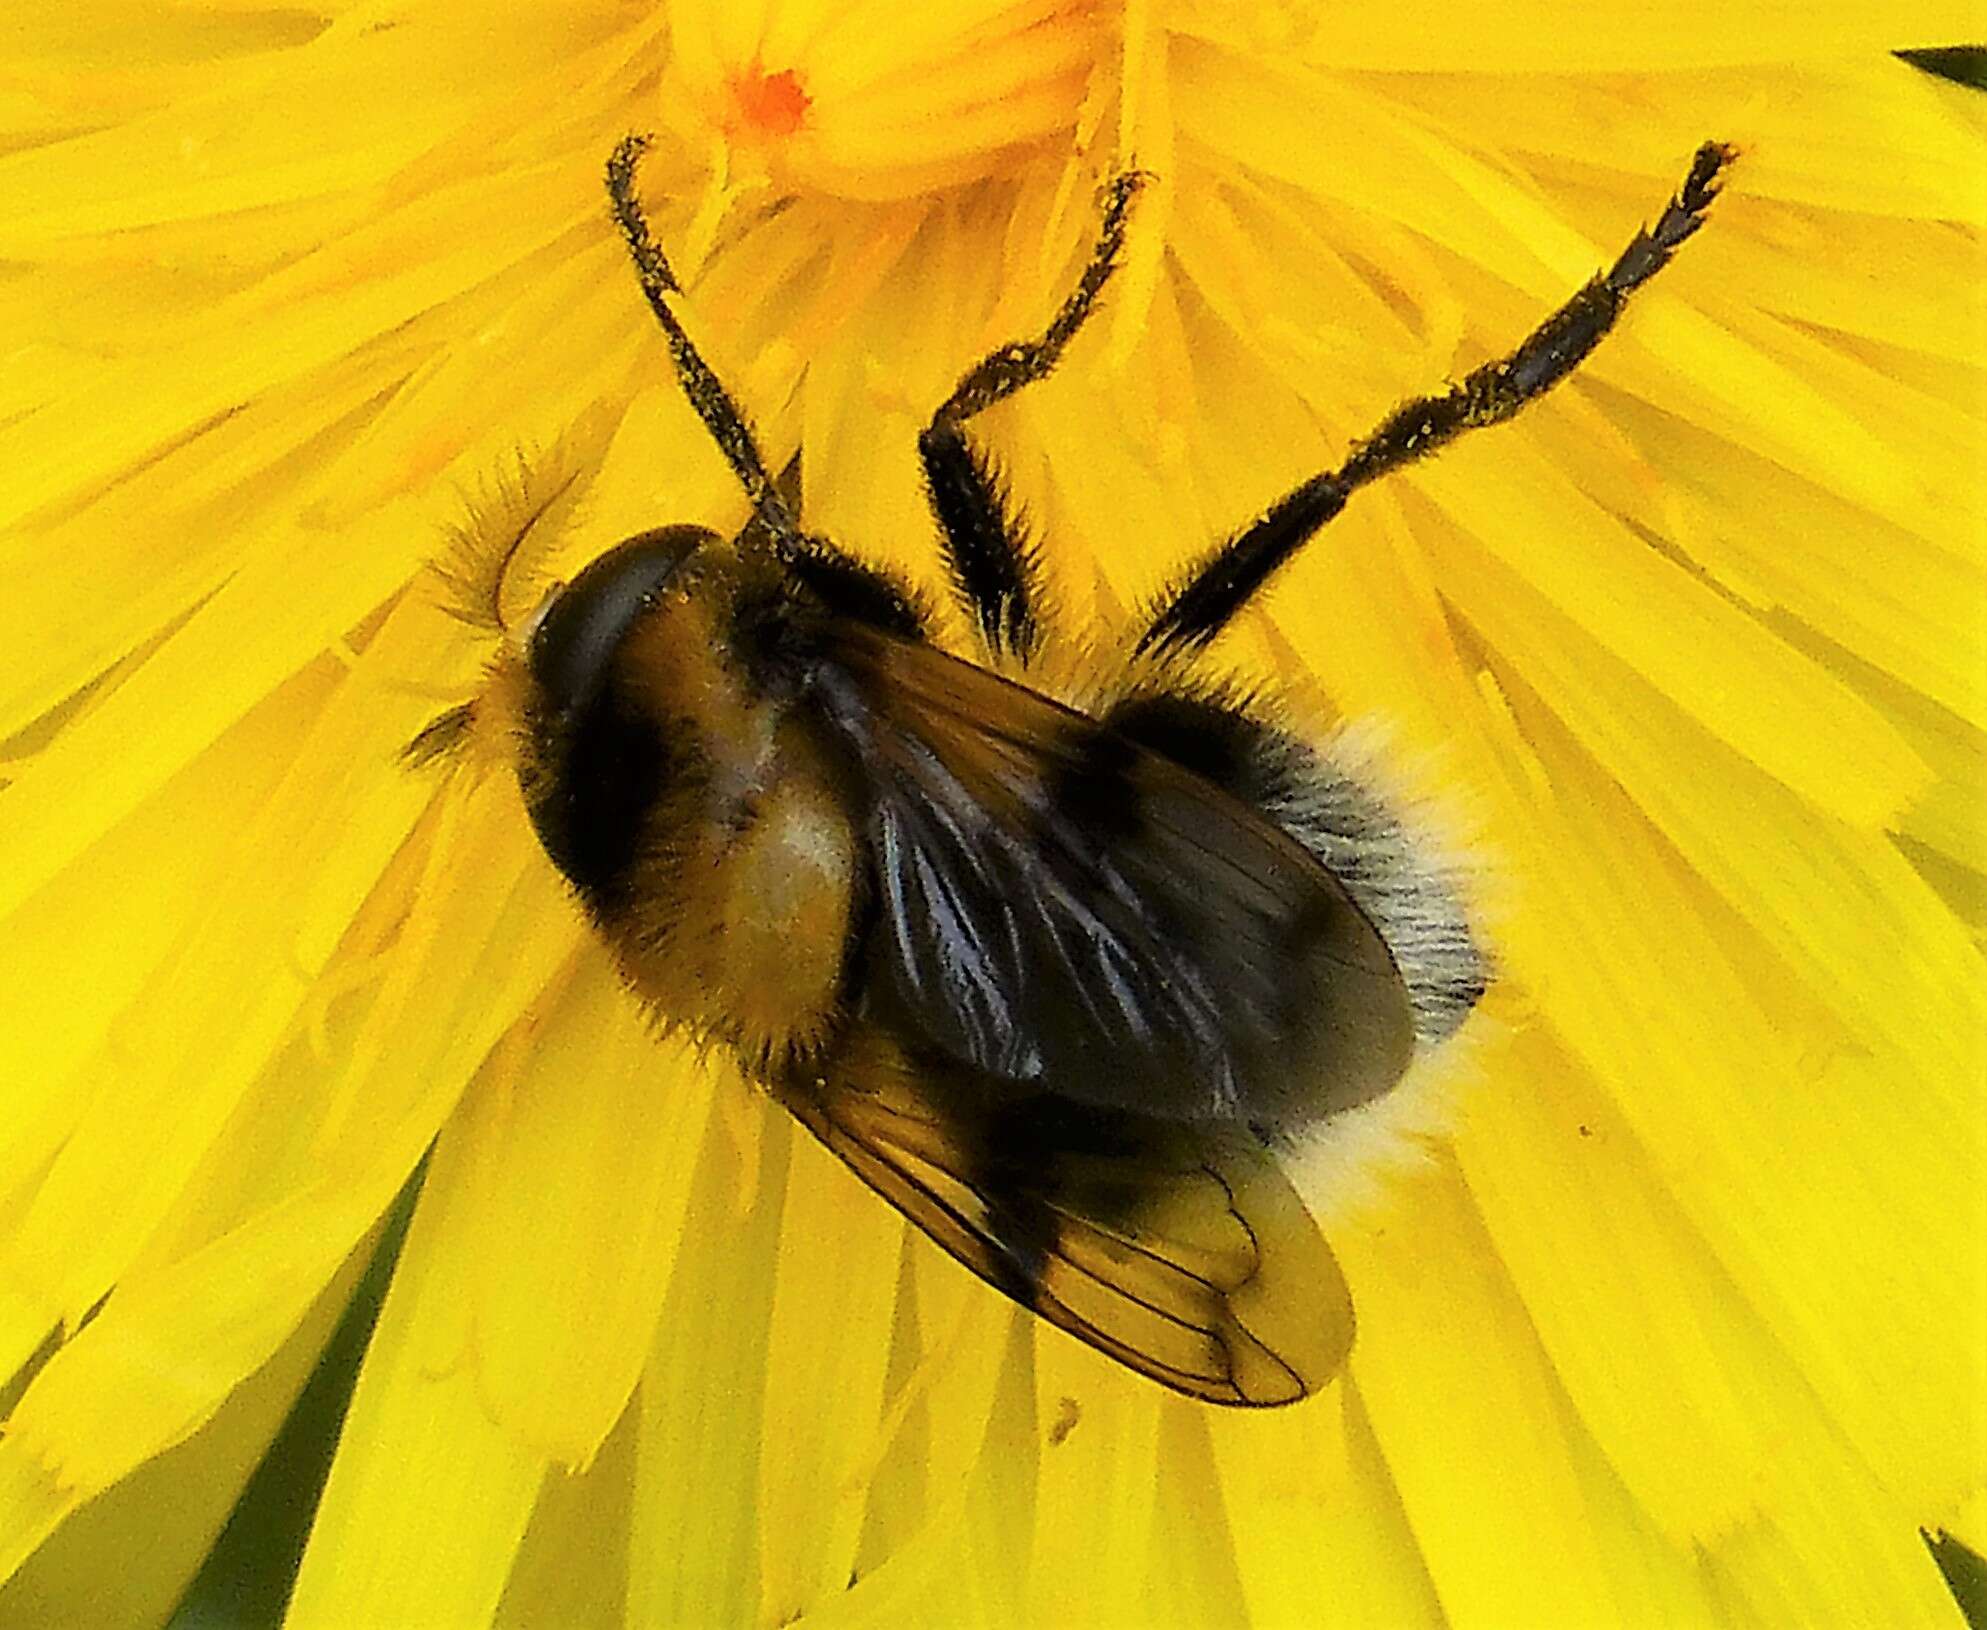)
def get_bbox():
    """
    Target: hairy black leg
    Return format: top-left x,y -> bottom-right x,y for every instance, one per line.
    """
733,449 -> 804,553
1138,141 -> 1737,655
921,170 -> 1149,659
606,136 -> 926,640
607,134 -> 798,539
